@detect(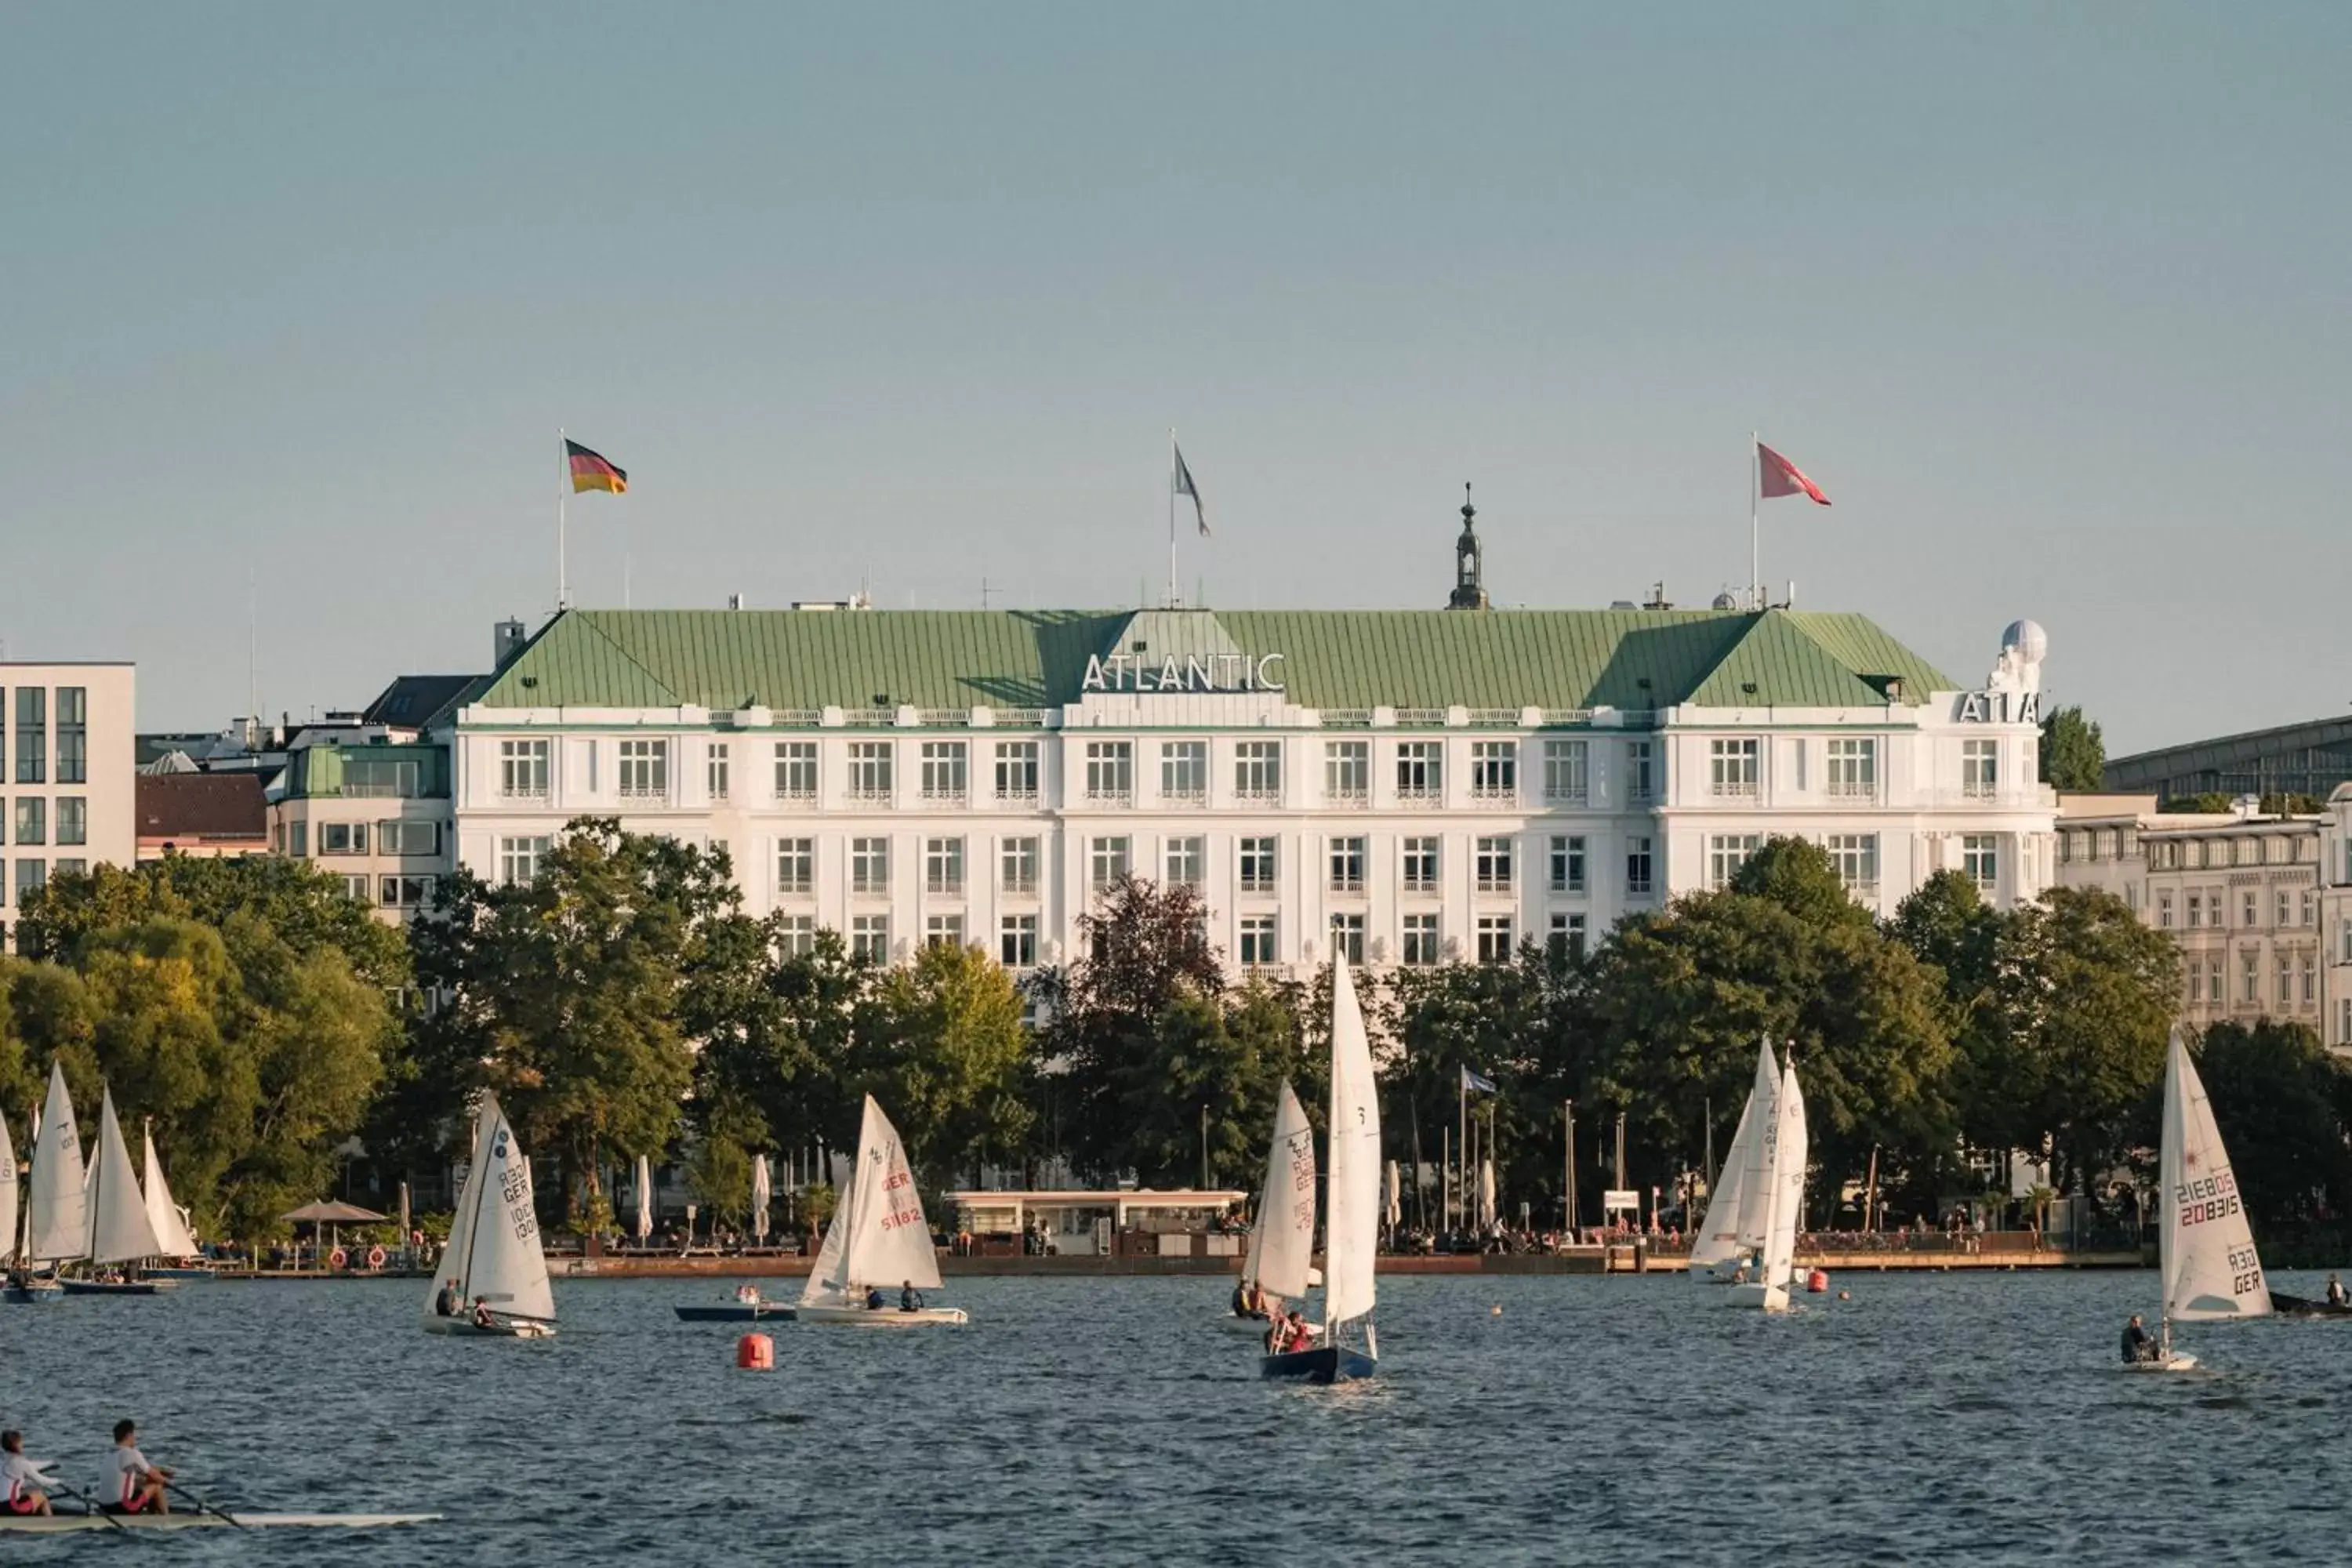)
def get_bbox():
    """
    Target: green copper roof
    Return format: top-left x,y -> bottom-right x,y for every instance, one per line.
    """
467,608 -> 1955,716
